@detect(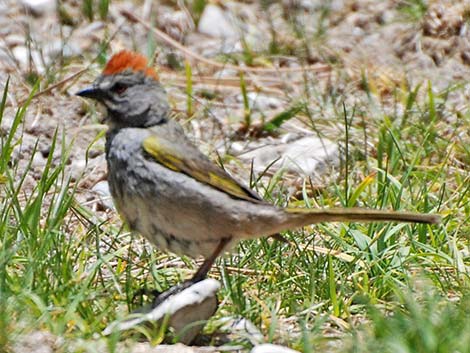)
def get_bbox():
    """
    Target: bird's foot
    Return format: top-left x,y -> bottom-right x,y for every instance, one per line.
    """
151,280 -> 197,307
133,275 -> 207,309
